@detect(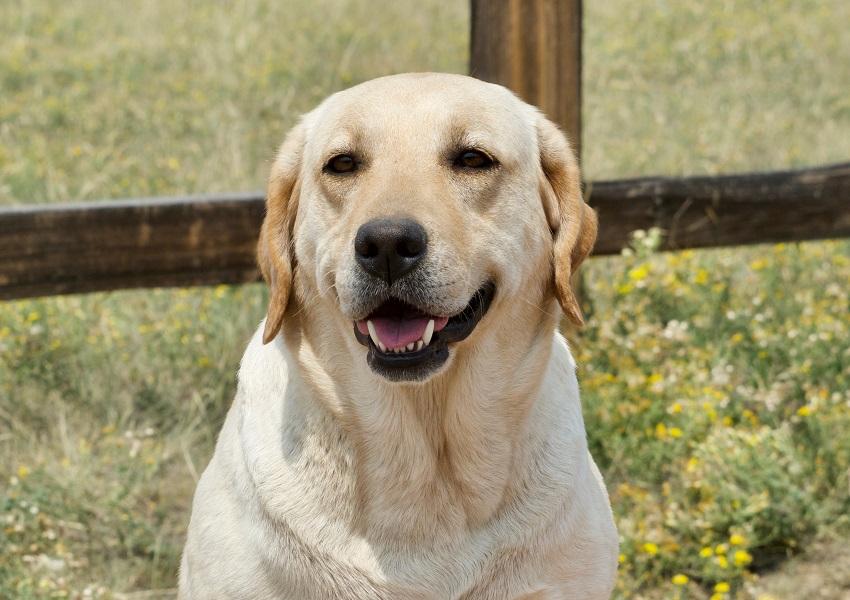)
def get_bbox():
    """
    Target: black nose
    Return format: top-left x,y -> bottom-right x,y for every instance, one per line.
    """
354,218 -> 427,284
